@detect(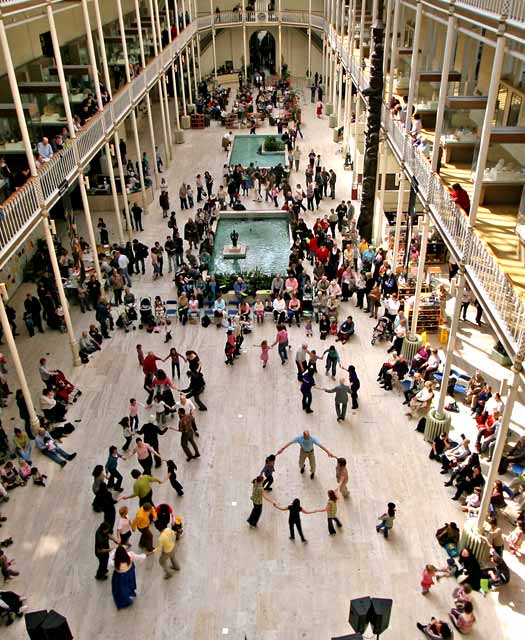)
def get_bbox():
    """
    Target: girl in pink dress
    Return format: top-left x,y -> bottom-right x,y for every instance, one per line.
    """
420,564 -> 437,594
259,340 -> 270,368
